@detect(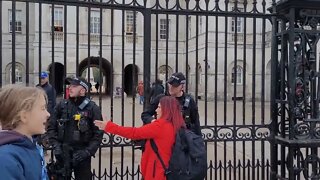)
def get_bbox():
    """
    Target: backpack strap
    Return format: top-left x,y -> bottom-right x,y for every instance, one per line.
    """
150,139 -> 171,175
